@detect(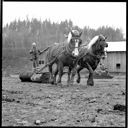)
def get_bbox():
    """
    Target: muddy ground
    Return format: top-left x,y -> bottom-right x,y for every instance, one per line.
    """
2,74 -> 126,127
